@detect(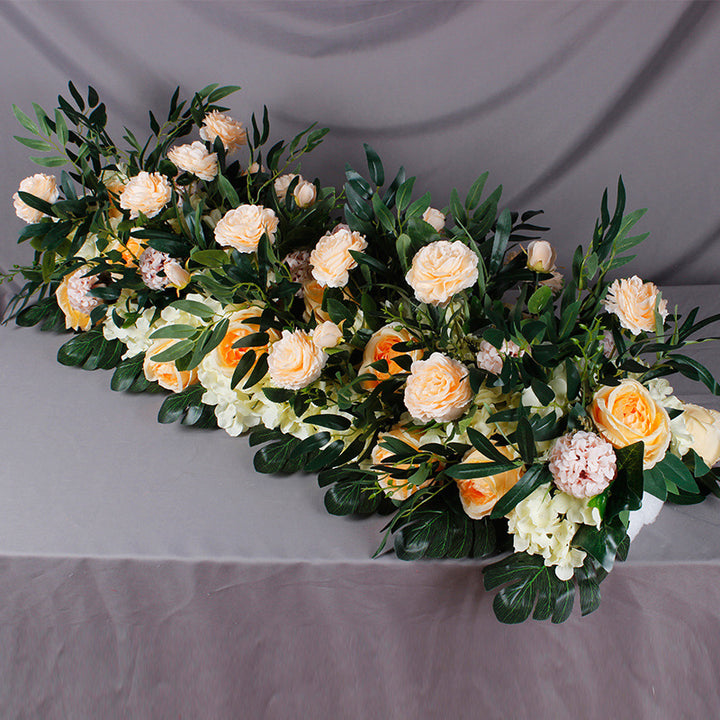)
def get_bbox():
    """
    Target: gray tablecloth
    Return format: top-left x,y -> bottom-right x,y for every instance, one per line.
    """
2,286 -> 720,718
